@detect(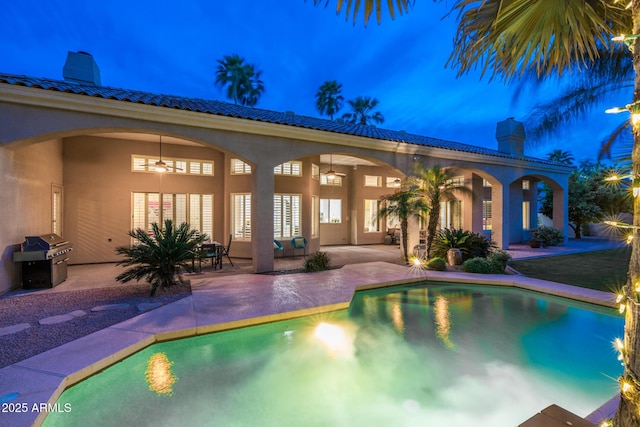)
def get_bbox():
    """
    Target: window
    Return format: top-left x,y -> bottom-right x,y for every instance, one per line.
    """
483,179 -> 492,187
523,201 -> 531,230
364,199 -> 380,232
482,200 -> 492,231
274,194 -> 301,238
312,164 -> 320,180
446,176 -> 465,187
52,185 -> 63,235
386,177 -> 401,187
274,161 -> 302,176
131,155 -> 212,175
231,158 -> 252,174
384,200 -> 400,229
232,194 -> 251,239
311,195 -> 319,237
364,175 -> 381,187
320,174 -> 342,186
132,192 -> 212,239
320,199 -> 342,223
190,194 -> 213,239
522,179 -> 530,190
440,200 -> 463,229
